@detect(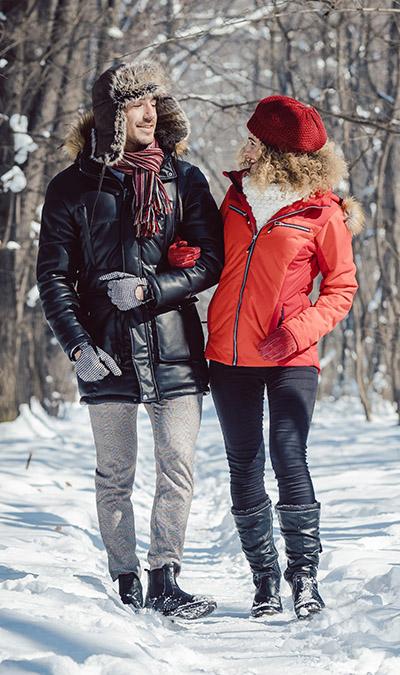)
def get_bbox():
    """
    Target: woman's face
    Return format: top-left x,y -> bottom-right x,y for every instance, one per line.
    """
242,133 -> 263,171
